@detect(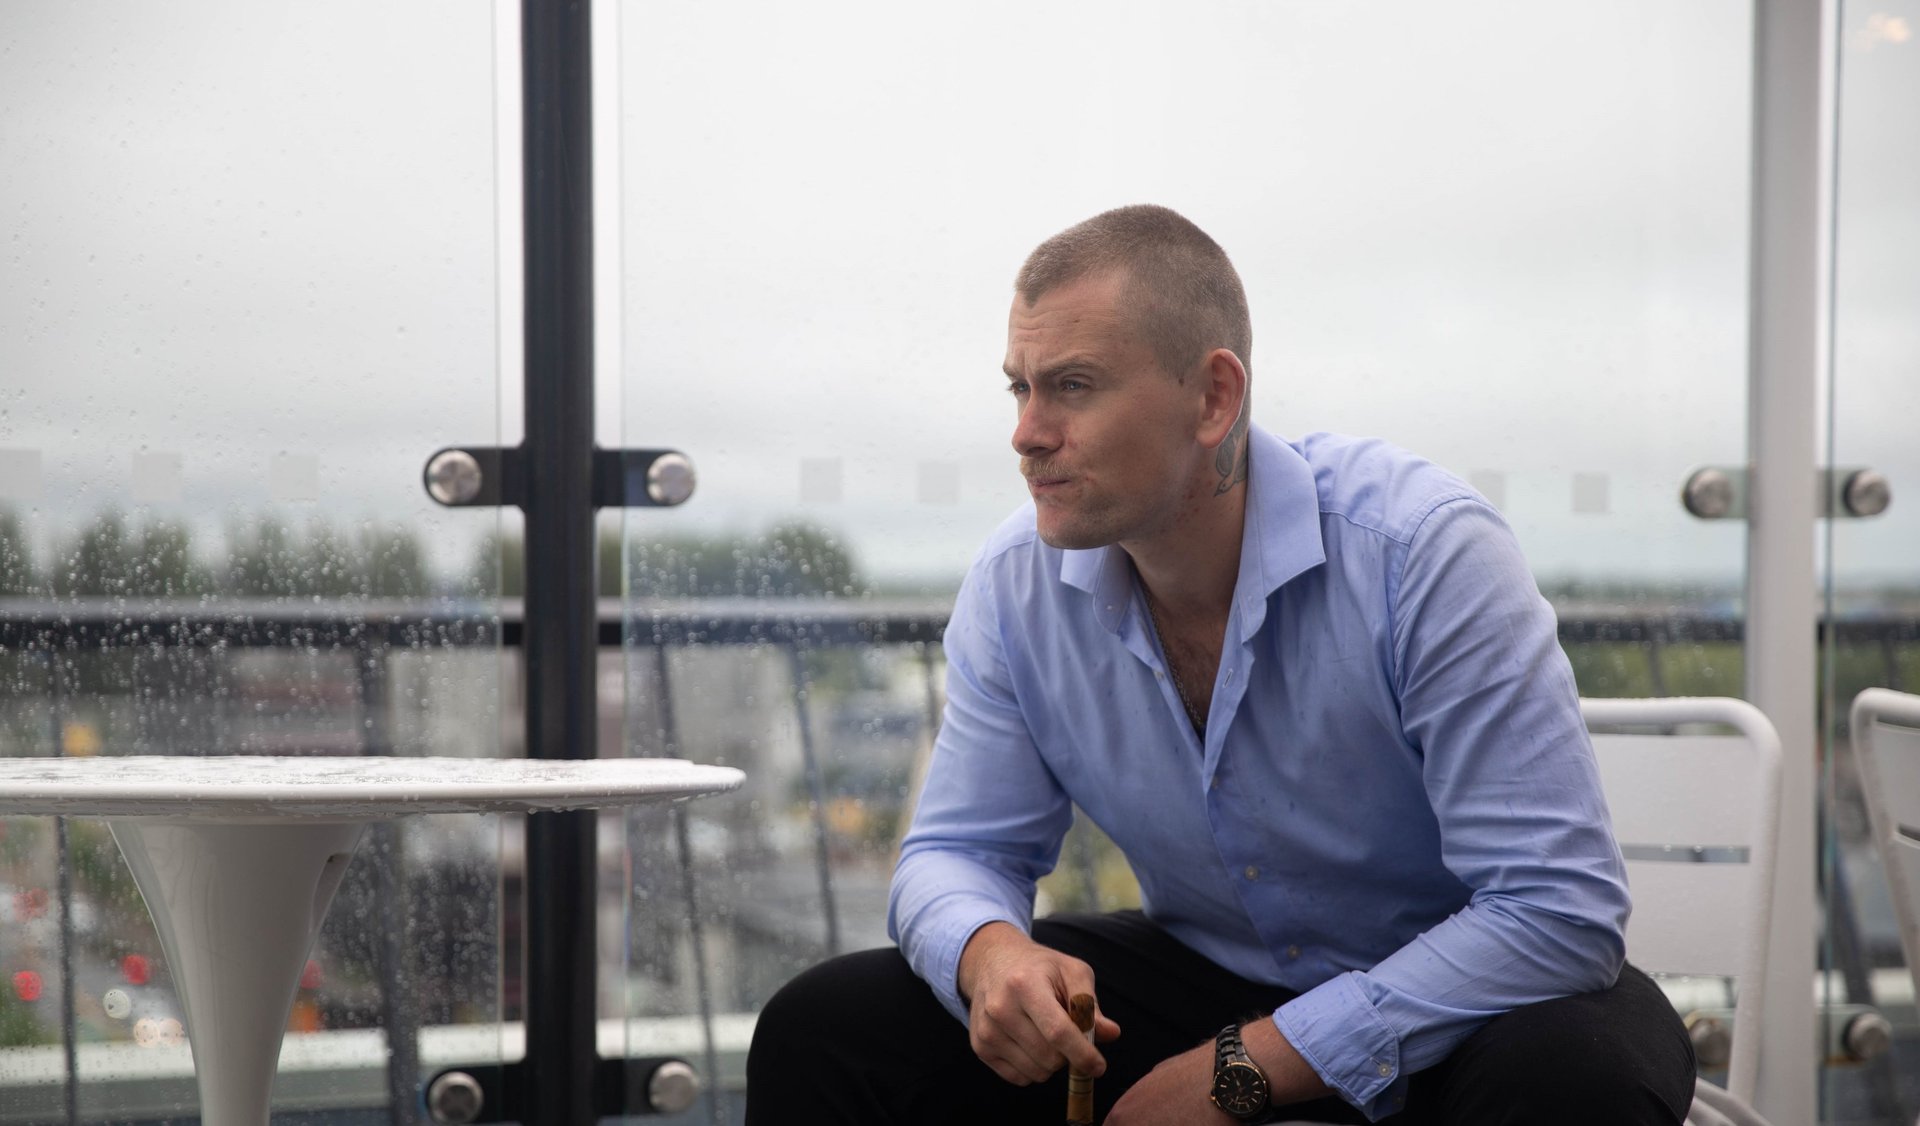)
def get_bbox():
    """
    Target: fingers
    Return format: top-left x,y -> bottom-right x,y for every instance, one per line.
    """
972,1018 -> 1058,1085
968,950 -> 1112,1085
1024,972 -> 1107,1077
1051,963 -> 1112,1075
972,973 -> 1074,1083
